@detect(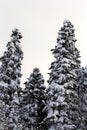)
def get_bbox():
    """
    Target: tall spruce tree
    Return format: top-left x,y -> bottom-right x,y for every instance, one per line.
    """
20,68 -> 46,130
45,20 -> 81,130
0,100 -> 8,130
0,29 -> 23,130
0,70 -> 9,130
77,66 -> 87,130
